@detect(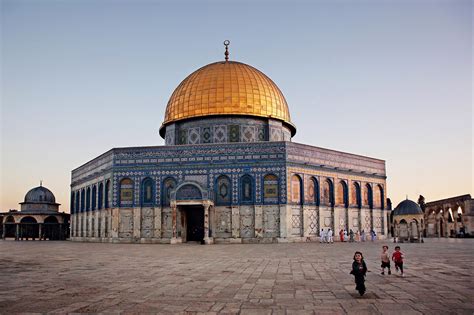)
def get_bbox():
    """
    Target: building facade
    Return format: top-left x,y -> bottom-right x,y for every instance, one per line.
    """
1,185 -> 70,240
424,194 -> 473,237
70,50 -> 389,244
